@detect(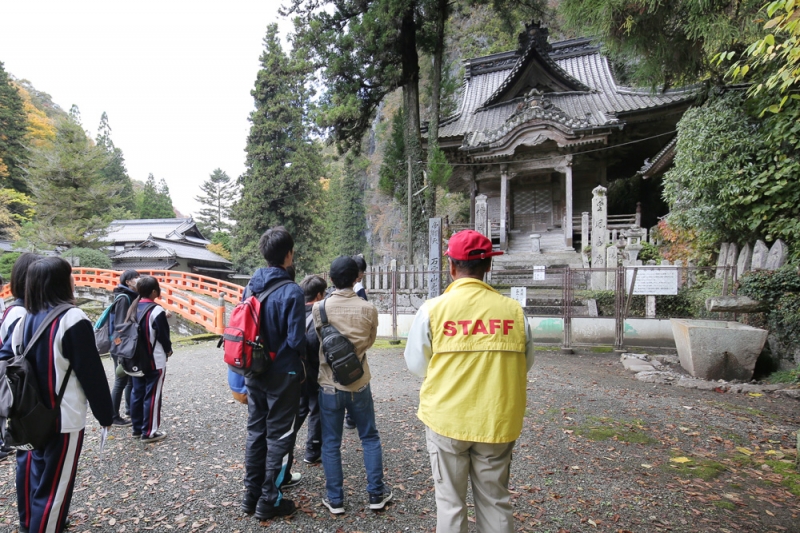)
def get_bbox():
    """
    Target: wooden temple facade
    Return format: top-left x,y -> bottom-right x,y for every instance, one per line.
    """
429,24 -> 695,262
